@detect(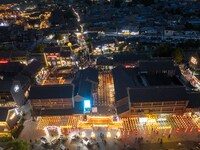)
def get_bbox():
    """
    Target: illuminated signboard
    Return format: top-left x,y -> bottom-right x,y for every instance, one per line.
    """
0,60 -> 8,64
84,100 -> 91,113
47,55 -> 57,58
191,57 -> 198,65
